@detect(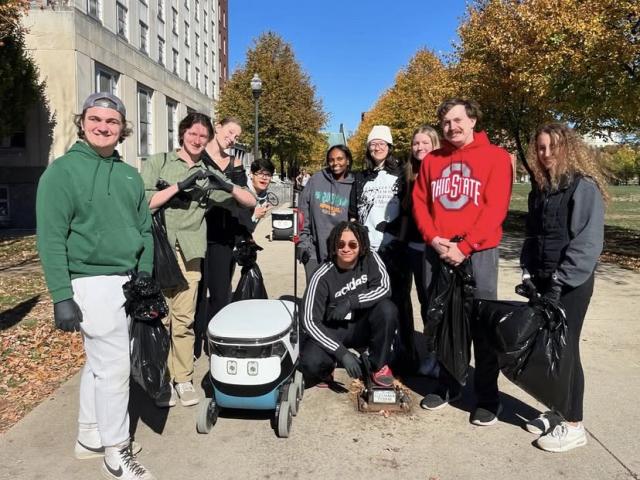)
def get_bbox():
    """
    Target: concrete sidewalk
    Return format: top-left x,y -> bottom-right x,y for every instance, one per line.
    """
1,217 -> 639,480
